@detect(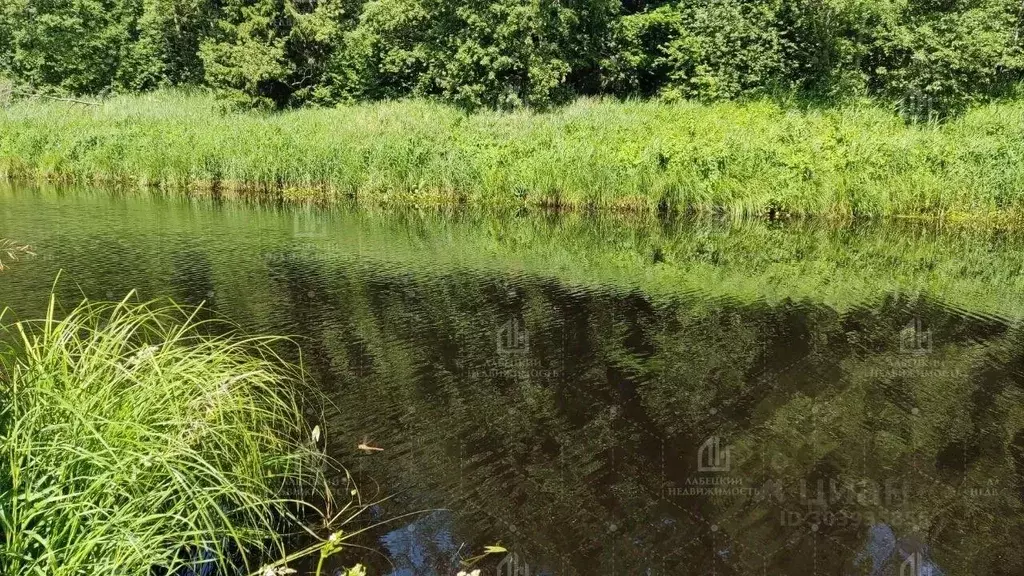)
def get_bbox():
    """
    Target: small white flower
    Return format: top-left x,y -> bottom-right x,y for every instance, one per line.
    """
126,345 -> 159,367
457,570 -> 481,576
